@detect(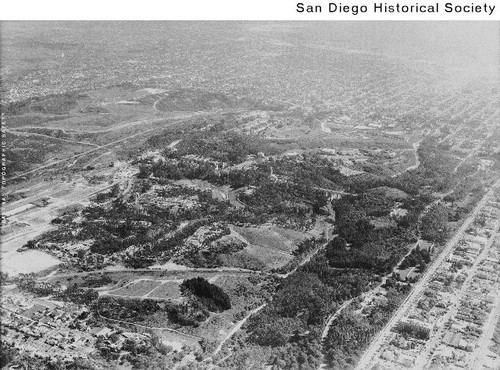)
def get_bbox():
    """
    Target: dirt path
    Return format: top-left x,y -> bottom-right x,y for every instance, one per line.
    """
212,303 -> 267,356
